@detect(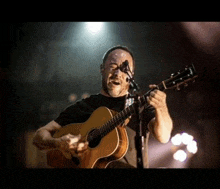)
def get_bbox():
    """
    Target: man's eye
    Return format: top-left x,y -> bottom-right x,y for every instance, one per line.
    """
110,66 -> 117,70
